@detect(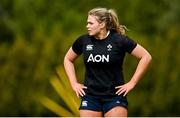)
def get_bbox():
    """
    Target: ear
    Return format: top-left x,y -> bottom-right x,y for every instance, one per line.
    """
99,22 -> 106,29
